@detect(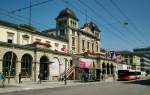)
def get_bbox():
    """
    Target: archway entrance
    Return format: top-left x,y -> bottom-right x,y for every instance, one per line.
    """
50,57 -> 60,80
21,54 -> 32,76
3,51 -> 17,76
40,56 -> 49,80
